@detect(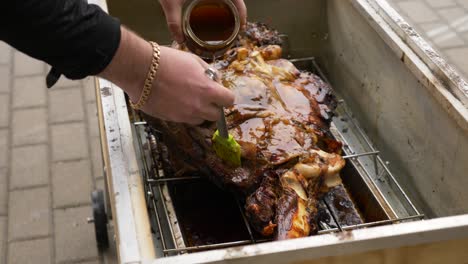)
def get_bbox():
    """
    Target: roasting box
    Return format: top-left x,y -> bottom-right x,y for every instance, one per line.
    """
87,0 -> 468,263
